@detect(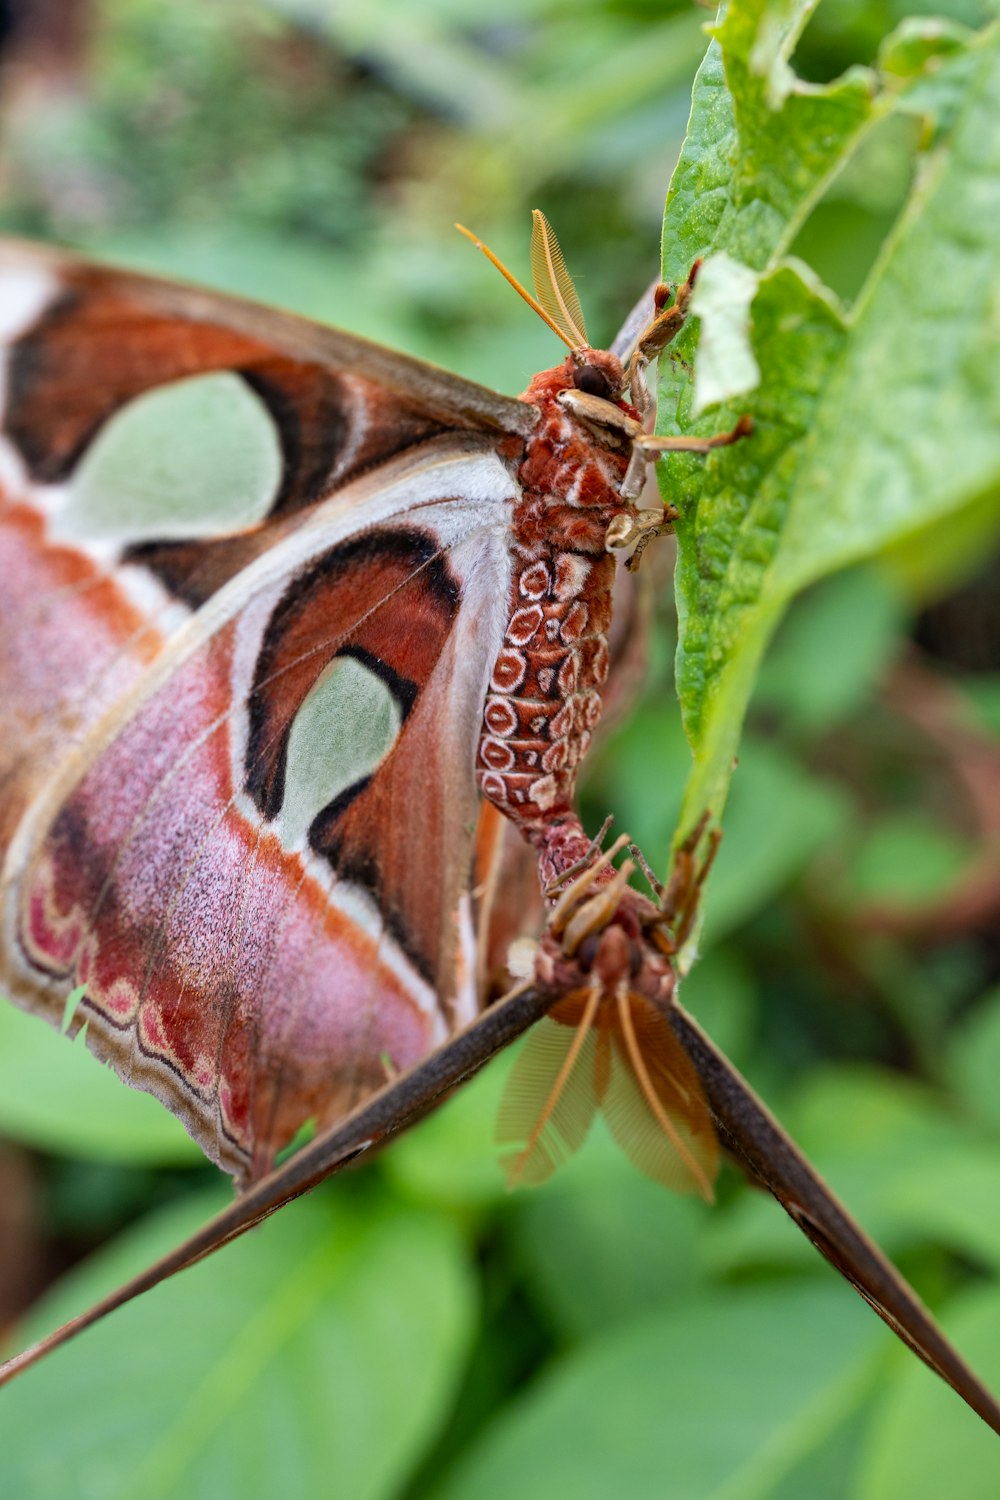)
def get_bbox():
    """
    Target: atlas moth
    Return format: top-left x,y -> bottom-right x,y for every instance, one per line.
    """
0,216 -> 998,1440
